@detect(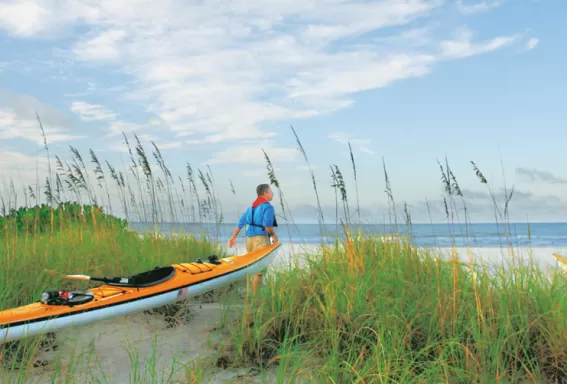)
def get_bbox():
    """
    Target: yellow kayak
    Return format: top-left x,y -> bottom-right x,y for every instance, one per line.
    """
0,242 -> 281,343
